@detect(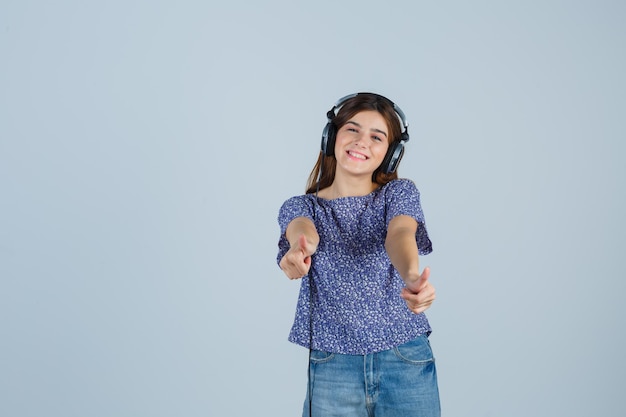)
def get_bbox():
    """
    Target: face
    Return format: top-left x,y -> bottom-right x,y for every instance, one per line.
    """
334,110 -> 390,179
